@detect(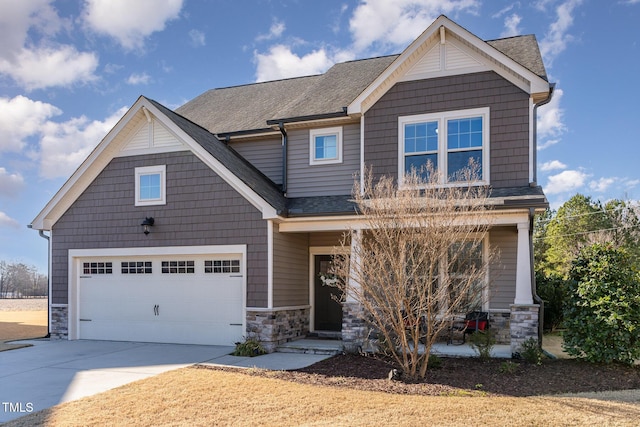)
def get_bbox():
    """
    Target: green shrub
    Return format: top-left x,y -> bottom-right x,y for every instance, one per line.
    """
428,353 -> 442,369
232,337 -> 267,357
468,329 -> 495,362
563,243 -> 640,365
519,337 -> 543,365
499,361 -> 518,374
536,271 -> 568,331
